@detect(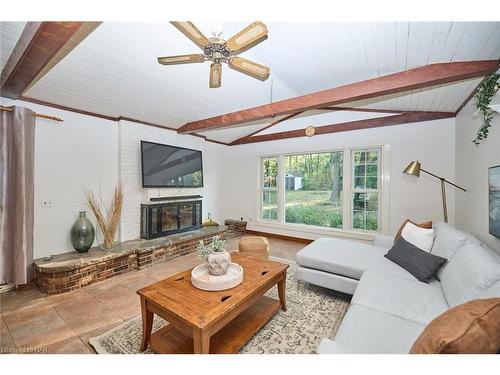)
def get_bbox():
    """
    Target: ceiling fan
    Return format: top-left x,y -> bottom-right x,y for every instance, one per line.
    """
157,21 -> 270,88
